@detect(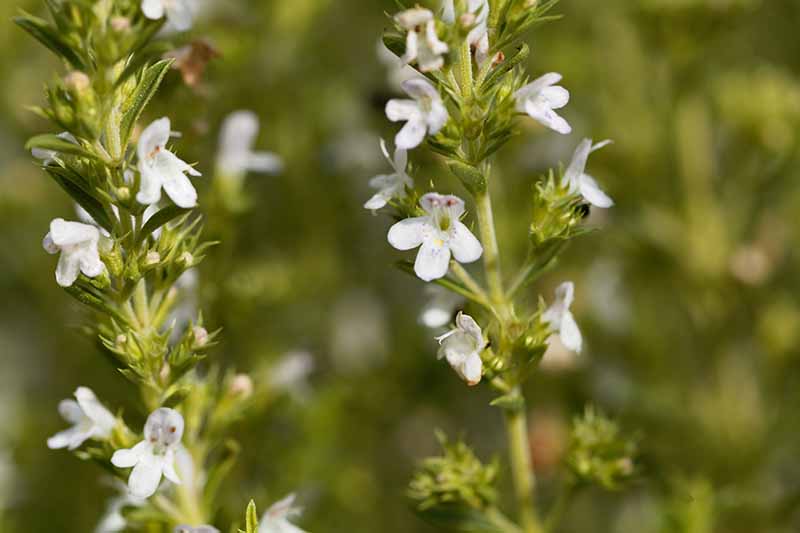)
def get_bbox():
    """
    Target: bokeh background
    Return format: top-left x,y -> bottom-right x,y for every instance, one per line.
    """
2,0 -> 800,531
